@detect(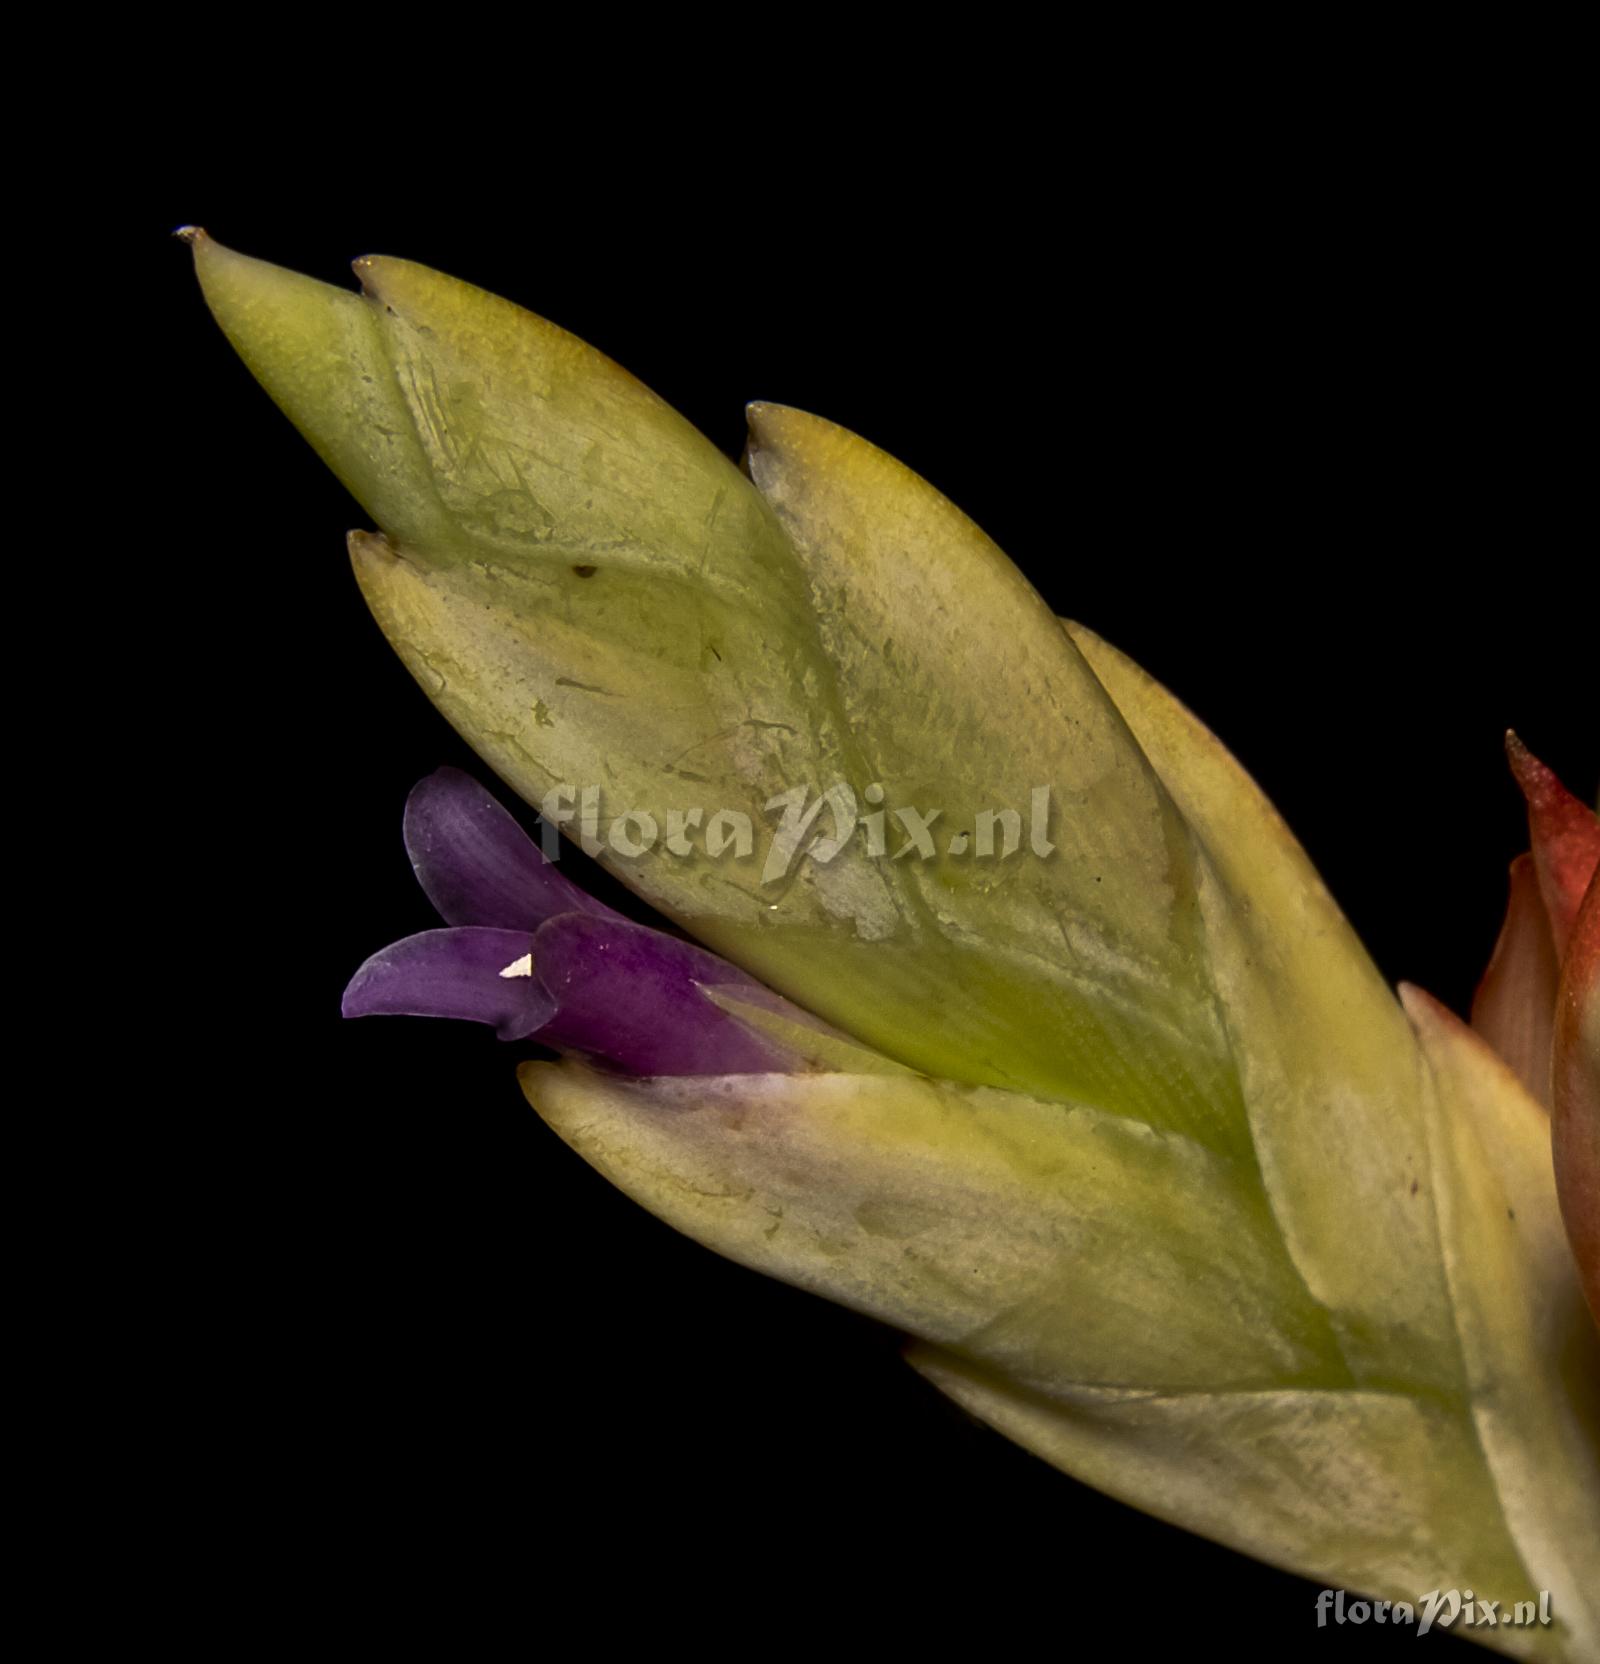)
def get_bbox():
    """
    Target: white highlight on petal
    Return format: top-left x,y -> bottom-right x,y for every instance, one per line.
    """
499,953 -> 535,980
